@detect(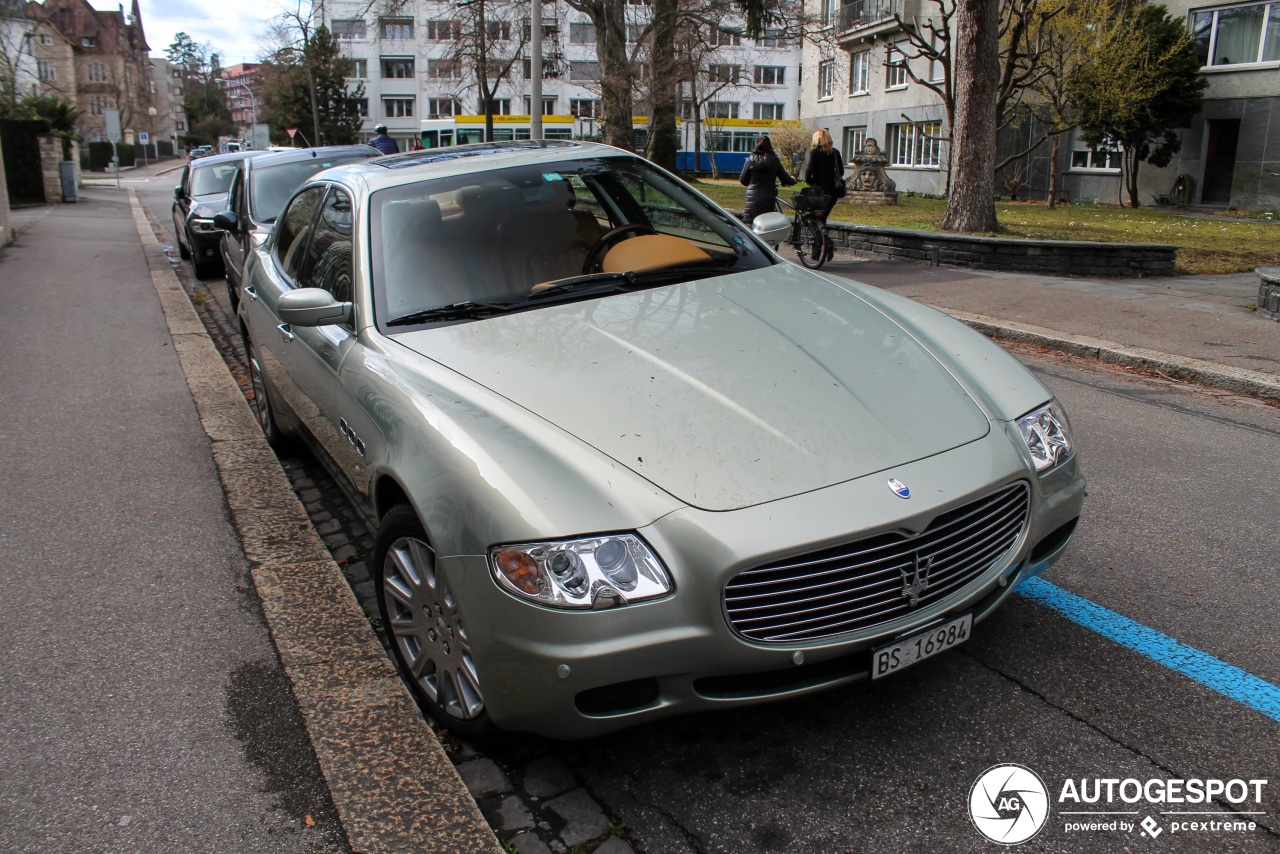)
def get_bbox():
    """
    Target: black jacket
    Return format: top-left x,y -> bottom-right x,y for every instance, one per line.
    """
803,147 -> 844,196
739,154 -> 796,221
